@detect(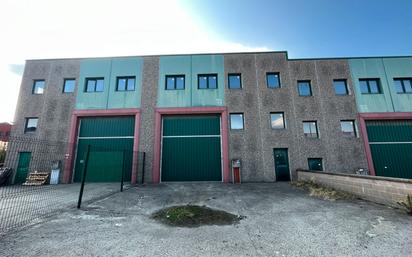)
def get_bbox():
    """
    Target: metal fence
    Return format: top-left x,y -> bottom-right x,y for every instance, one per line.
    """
0,136 -> 145,236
